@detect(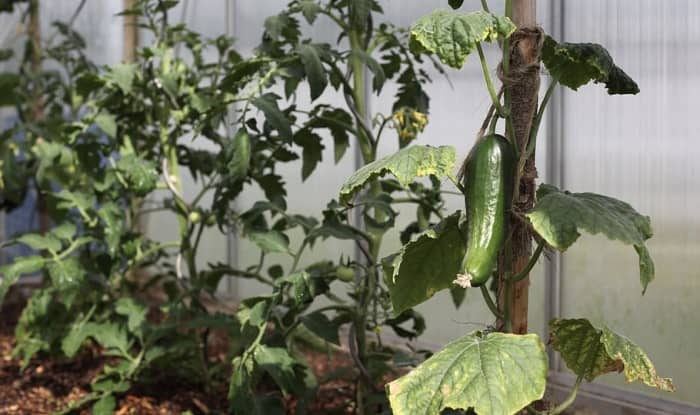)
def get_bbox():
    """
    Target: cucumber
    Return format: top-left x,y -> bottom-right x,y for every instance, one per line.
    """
457,134 -> 515,287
